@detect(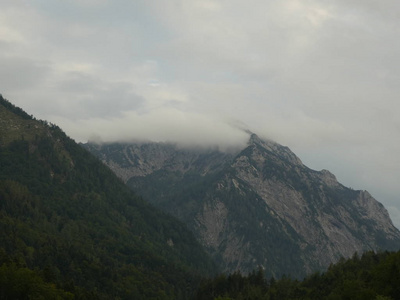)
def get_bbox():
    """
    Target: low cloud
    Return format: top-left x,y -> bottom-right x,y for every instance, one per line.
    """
53,108 -> 250,152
